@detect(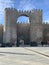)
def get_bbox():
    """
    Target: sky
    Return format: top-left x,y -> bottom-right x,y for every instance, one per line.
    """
0,0 -> 49,24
